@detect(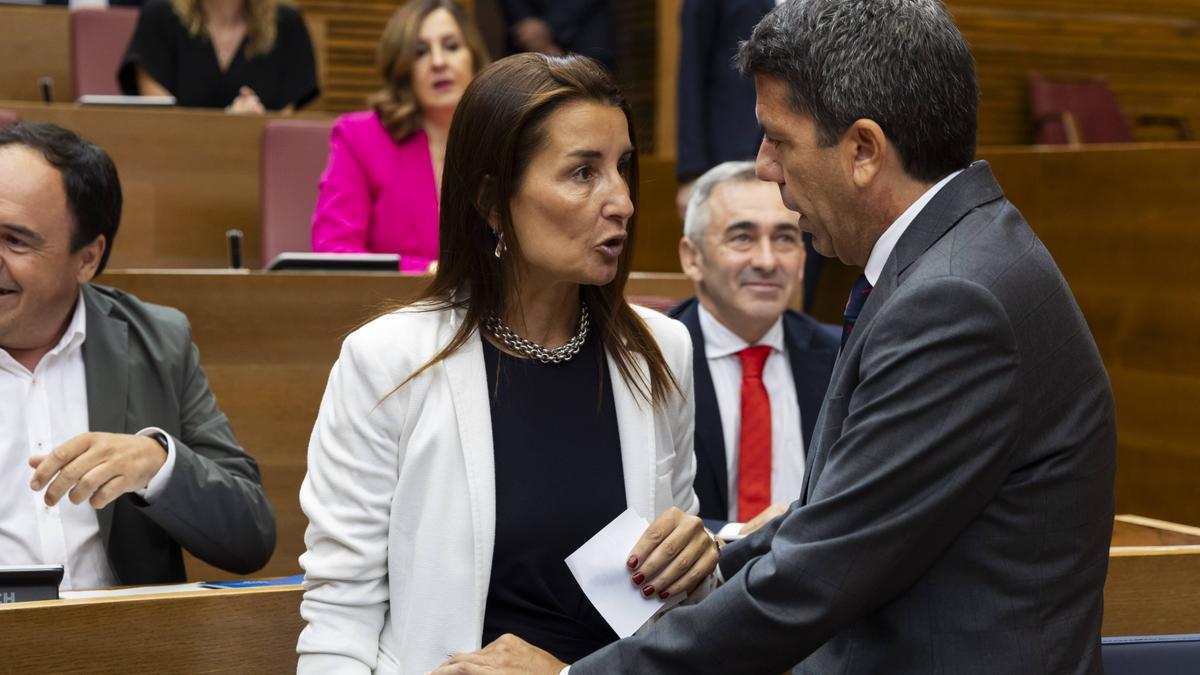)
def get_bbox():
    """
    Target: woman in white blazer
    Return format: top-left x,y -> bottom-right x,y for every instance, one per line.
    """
297,53 -> 718,674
